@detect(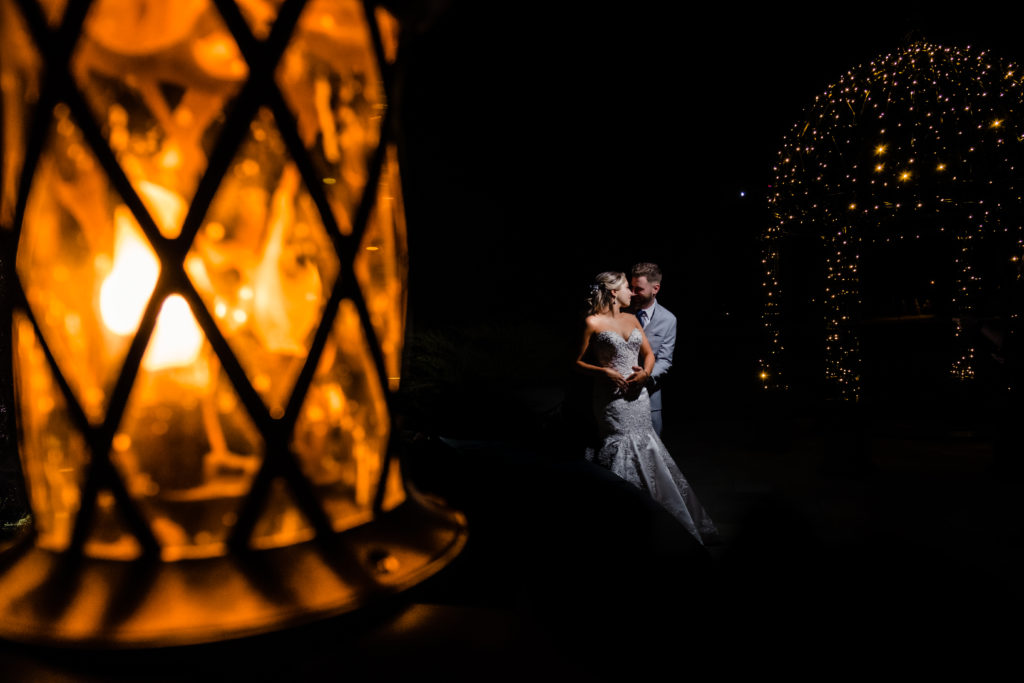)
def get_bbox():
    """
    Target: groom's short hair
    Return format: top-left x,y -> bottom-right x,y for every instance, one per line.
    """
630,262 -> 662,284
